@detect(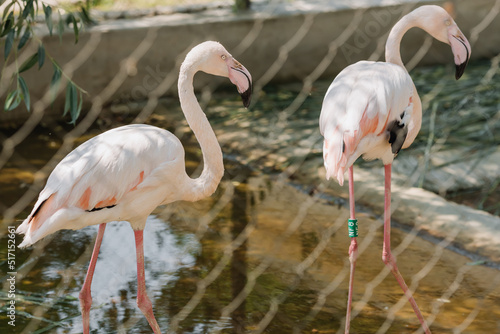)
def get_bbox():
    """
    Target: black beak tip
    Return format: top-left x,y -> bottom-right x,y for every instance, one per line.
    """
455,61 -> 468,80
240,86 -> 252,109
